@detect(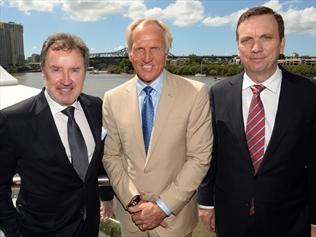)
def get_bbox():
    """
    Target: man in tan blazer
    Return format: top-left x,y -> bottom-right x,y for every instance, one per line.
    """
102,18 -> 213,237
